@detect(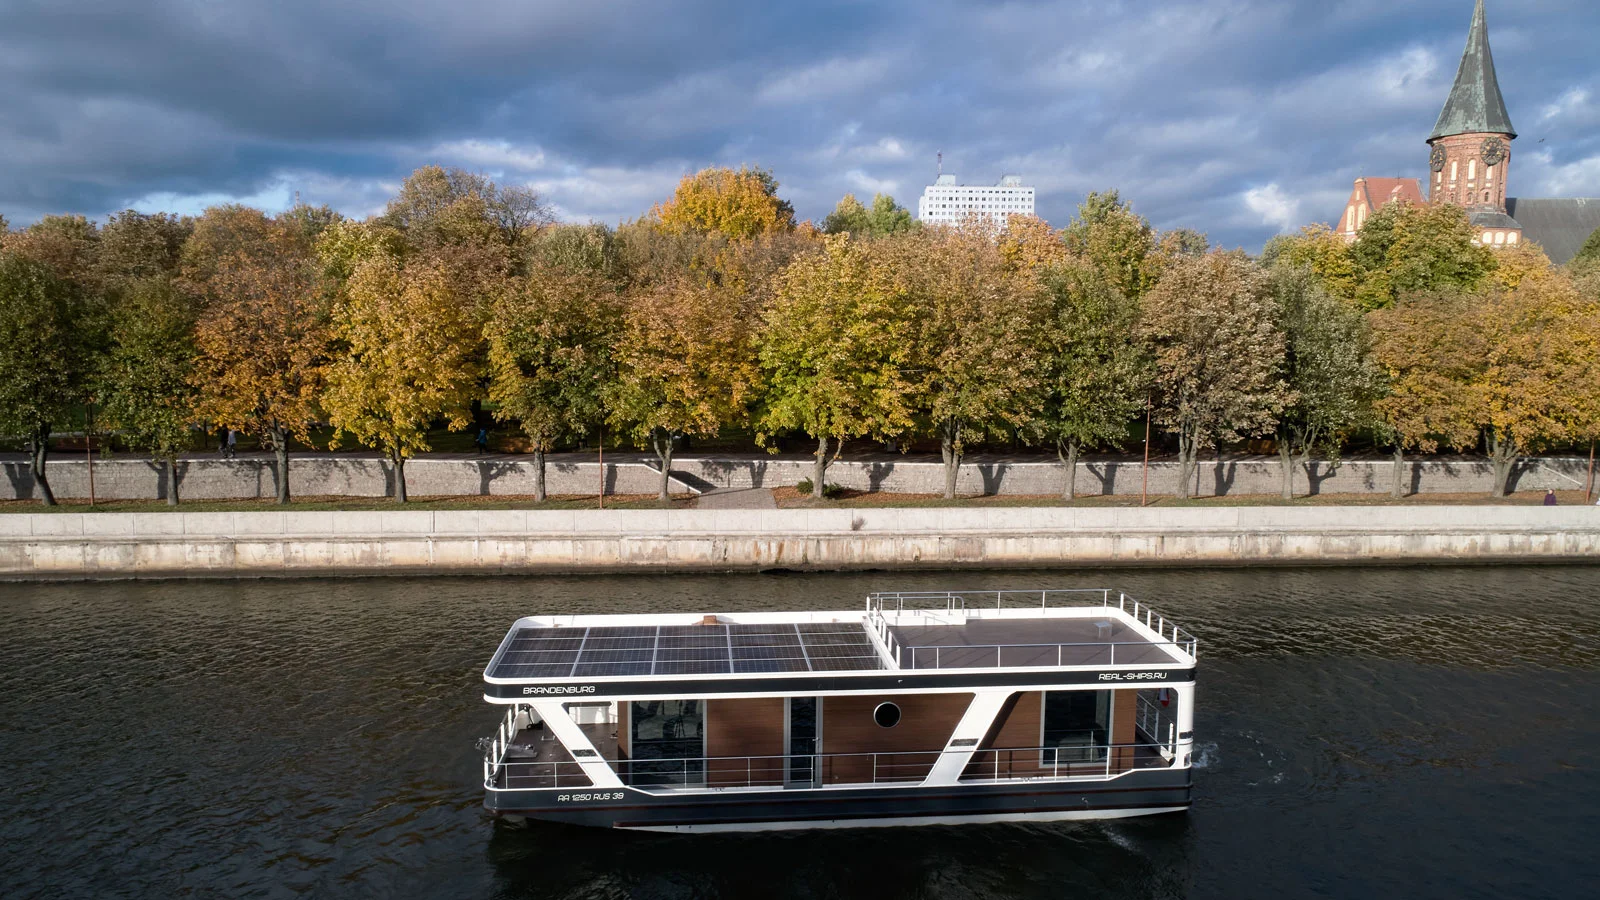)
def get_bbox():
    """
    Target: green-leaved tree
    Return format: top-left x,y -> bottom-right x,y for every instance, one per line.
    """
98,276 -> 199,504
757,234 -> 918,498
